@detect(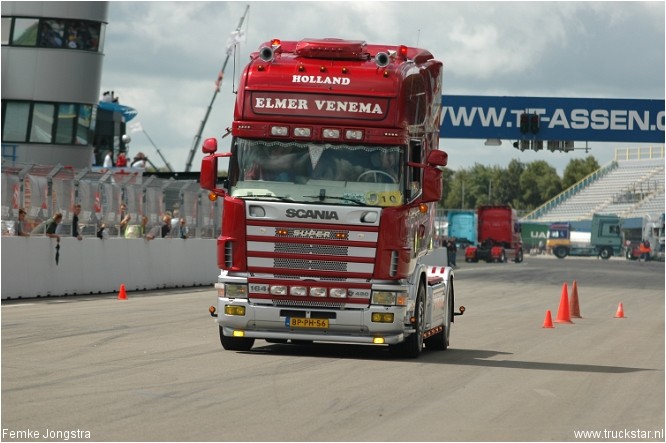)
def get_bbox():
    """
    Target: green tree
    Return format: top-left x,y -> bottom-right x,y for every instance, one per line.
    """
562,156 -> 600,189
519,161 -> 562,210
